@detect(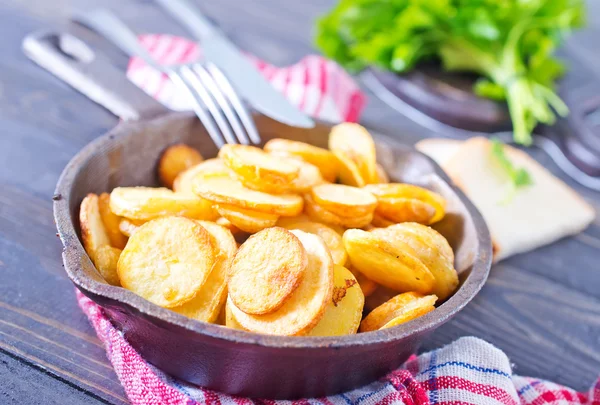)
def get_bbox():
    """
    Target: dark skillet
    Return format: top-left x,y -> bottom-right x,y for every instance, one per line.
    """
25,31 -> 492,399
